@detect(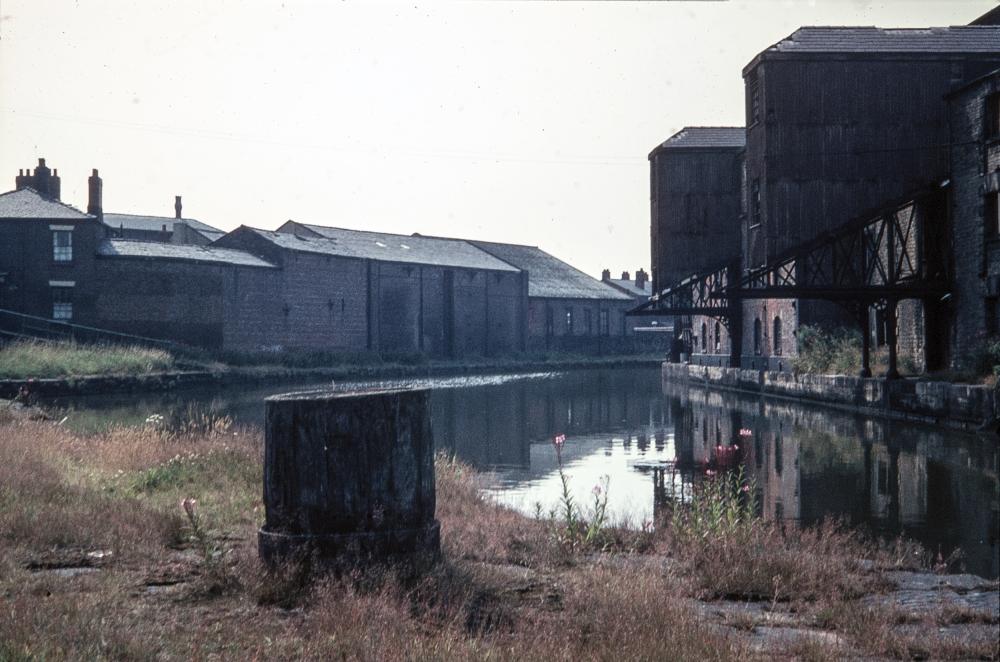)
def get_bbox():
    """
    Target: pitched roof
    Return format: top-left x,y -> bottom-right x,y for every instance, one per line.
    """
468,241 -> 633,301
0,188 -> 94,219
272,222 -> 520,272
97,239 -> 276,268
103,213 -> 222,235
652,127 -> 745,154
764,26 -> 1000,54
605,278 -> 651,298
